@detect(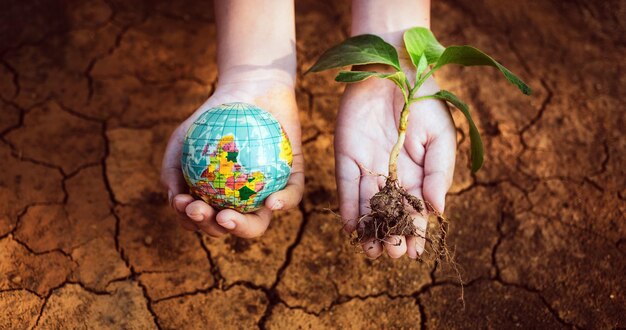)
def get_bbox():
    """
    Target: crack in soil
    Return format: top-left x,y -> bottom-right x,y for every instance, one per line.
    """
432,177 -> 580,327
32,289 -> 51,329
257,202 -> 311,329
530,209 -> 619,245
197,232 -> 226,287
519,79 -> 553,139
0,96 -> 51,136
489,207 -> 589,329
135,280 -> 163,330
99,120 -> 129,273
494,279 -> 578,328
0,58 -> 20,100
138,201 -> 312,324
0,201 -> 57,241
0,104 -> 24,138
30,279 -> 106,329
31,279 -> 157,329
0,287 -> 45,299
10,233 -> 75,261
83,15 -> 147,104
416,295 -> 428,329
55,98 -> 104,123
490,210 -> 510,281
1,132 -> 67,175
